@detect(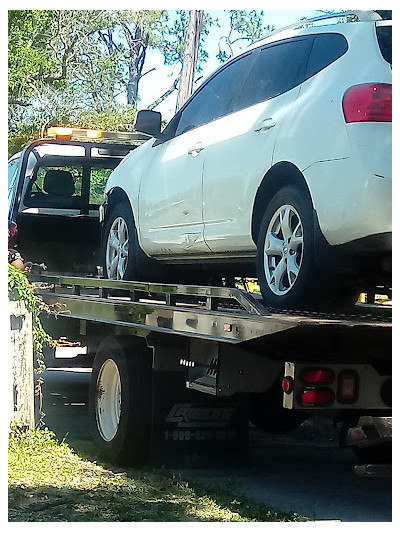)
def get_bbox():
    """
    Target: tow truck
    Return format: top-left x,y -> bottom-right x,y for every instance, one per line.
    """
10,123 -> 391,471
32,274 -> 391,471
